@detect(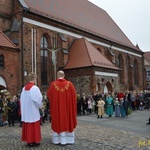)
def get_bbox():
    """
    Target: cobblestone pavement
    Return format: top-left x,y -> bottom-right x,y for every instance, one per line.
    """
0,110 -> 150,150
